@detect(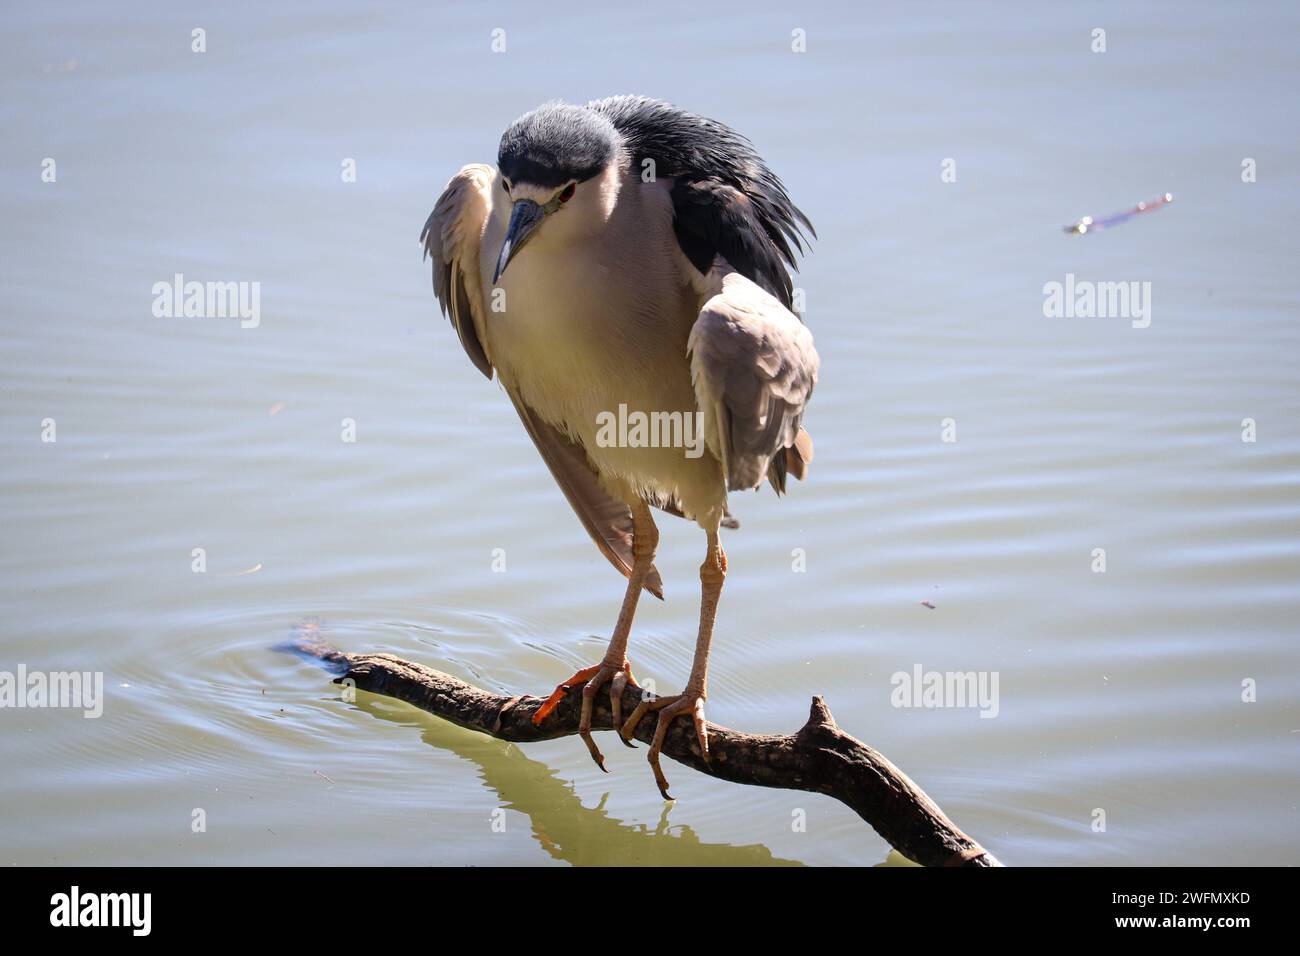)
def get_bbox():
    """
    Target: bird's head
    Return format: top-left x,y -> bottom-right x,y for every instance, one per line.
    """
493,103 -> 621,282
